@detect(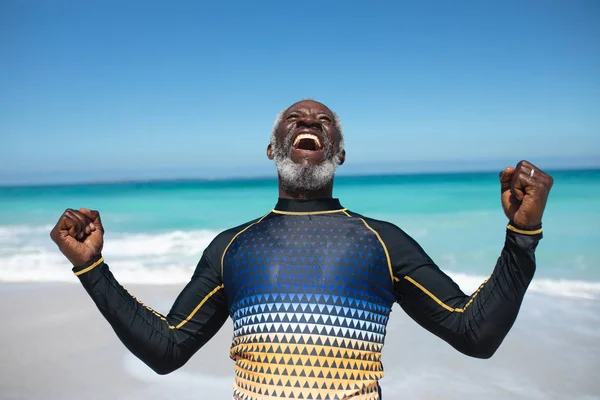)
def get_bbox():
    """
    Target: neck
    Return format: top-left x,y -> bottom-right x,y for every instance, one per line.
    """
277,180 -> 334,200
